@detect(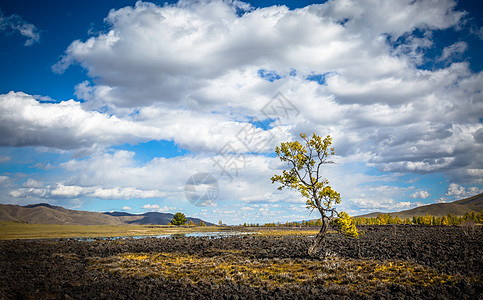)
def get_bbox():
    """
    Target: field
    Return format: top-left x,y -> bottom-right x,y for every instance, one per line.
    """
0,225 -> 481,299
0,222 -> 223,240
